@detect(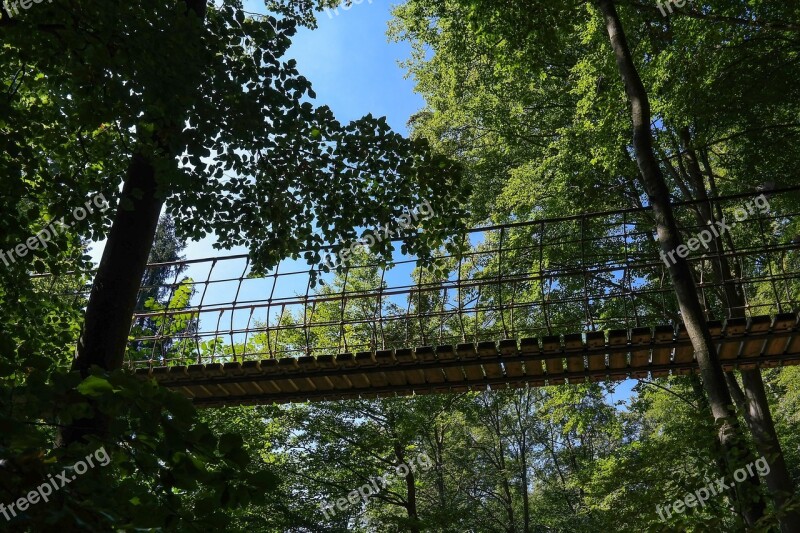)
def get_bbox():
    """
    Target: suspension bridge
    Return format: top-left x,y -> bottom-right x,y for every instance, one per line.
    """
43,189 -> 800,406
